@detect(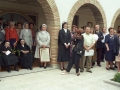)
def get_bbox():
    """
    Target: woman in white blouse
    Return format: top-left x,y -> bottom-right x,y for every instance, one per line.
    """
34,24 -> 50,69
